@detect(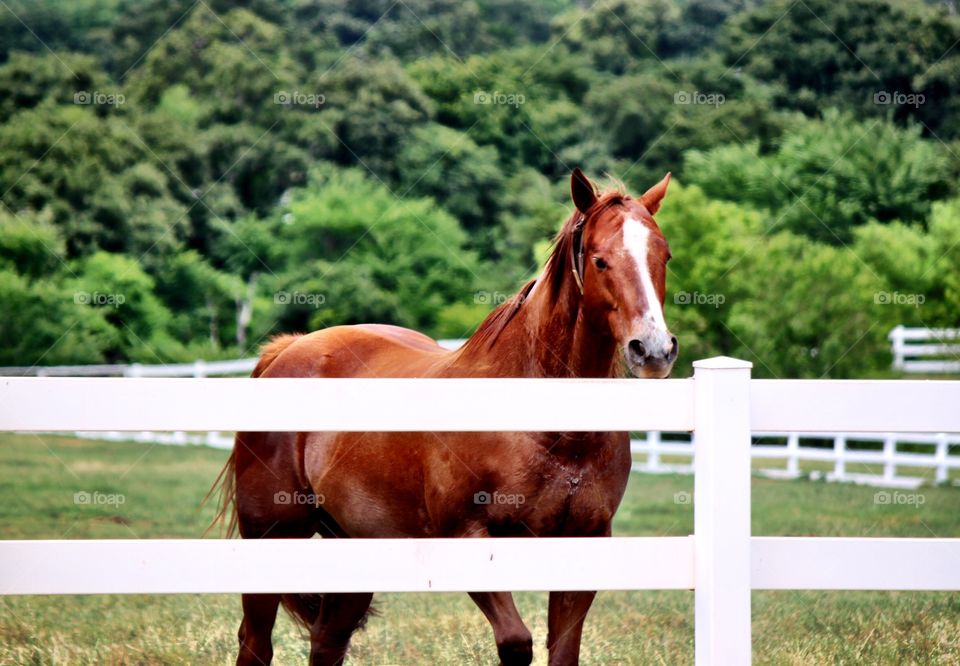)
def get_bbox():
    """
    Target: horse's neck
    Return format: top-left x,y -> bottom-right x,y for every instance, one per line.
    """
457,278 -> 618,378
